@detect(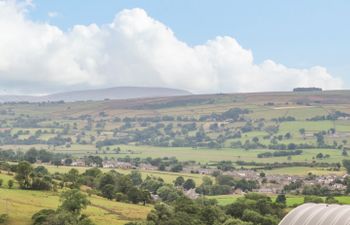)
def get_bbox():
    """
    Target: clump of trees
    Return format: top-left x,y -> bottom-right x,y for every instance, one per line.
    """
32,189 -> 95,225
15,161 -> 53,190
195,175 -> 258,196
0,214 -> 8,224
95,170 -> 151,204
257,150 -> 303,158
127,193 -> 284,225
0,148 -> 68,165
